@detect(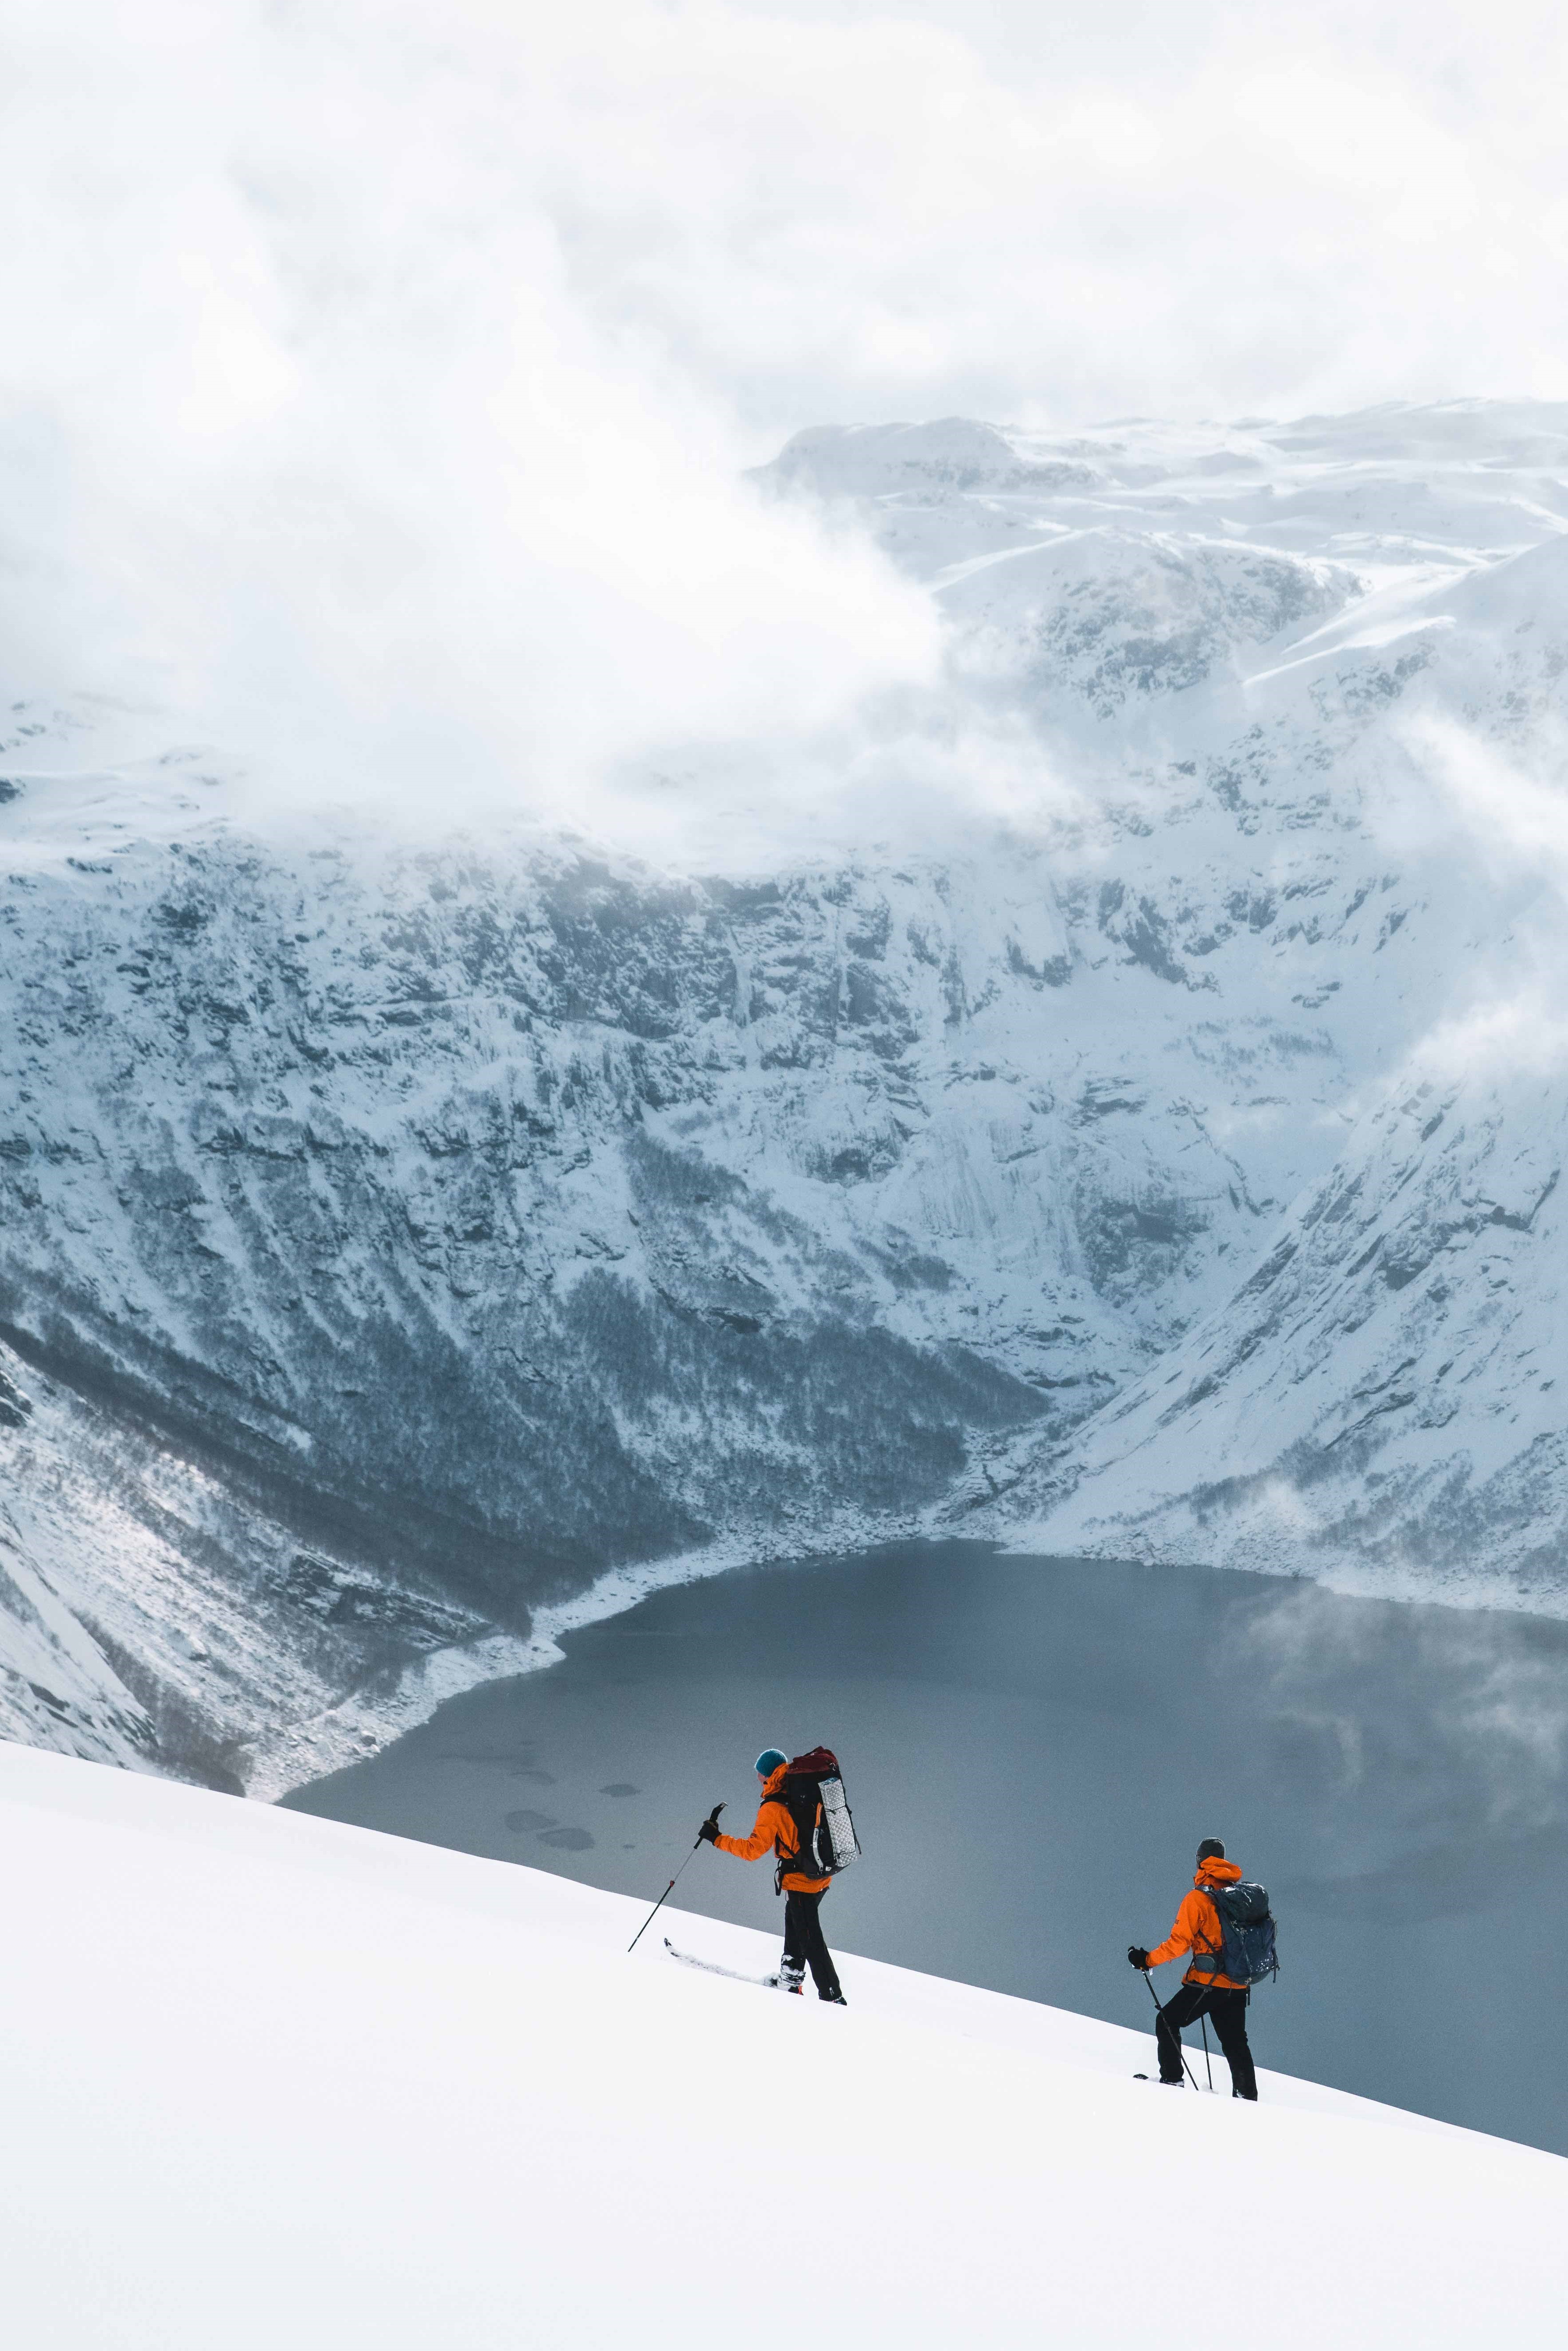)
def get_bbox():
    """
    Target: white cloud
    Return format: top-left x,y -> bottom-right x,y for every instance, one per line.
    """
1408,714 -> 1568,882
0,0 -> 953,842
1373,712 -> 1568,1082
1,0 -> 1564,847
